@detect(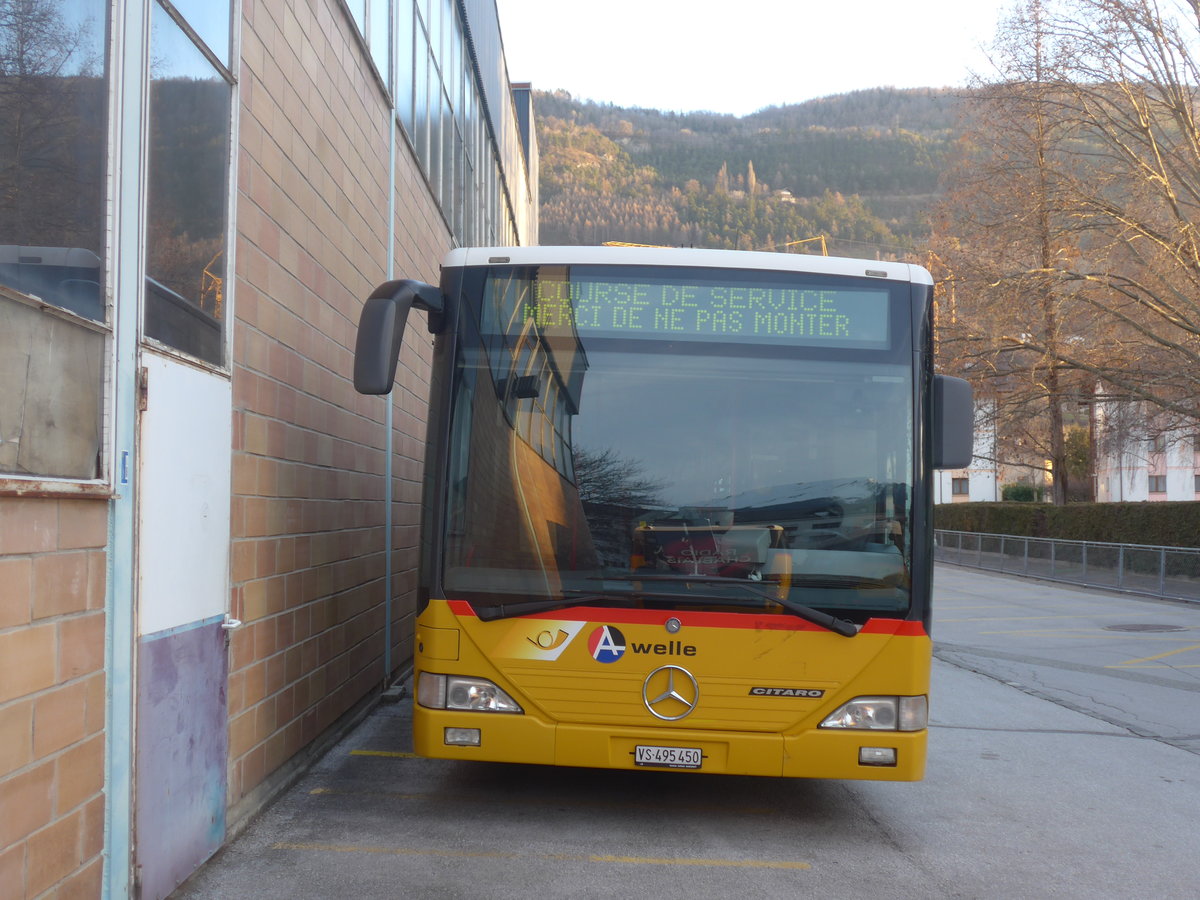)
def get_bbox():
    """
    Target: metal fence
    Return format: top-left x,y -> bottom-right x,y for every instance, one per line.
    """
933,530 -> 1200,603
